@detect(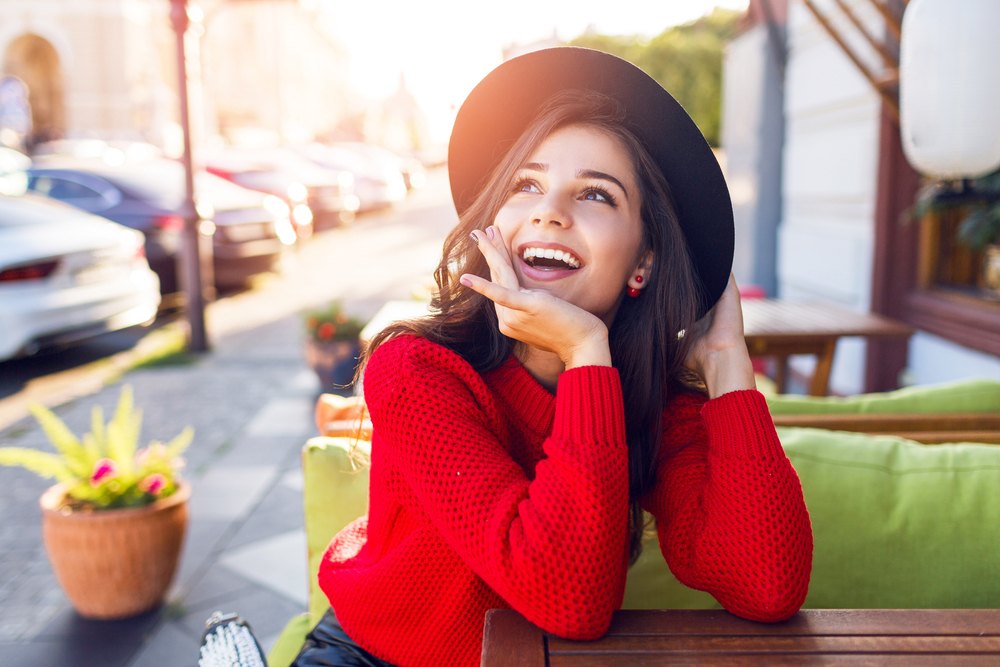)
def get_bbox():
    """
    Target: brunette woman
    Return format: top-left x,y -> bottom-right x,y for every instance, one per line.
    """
295,47 -> 813,667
